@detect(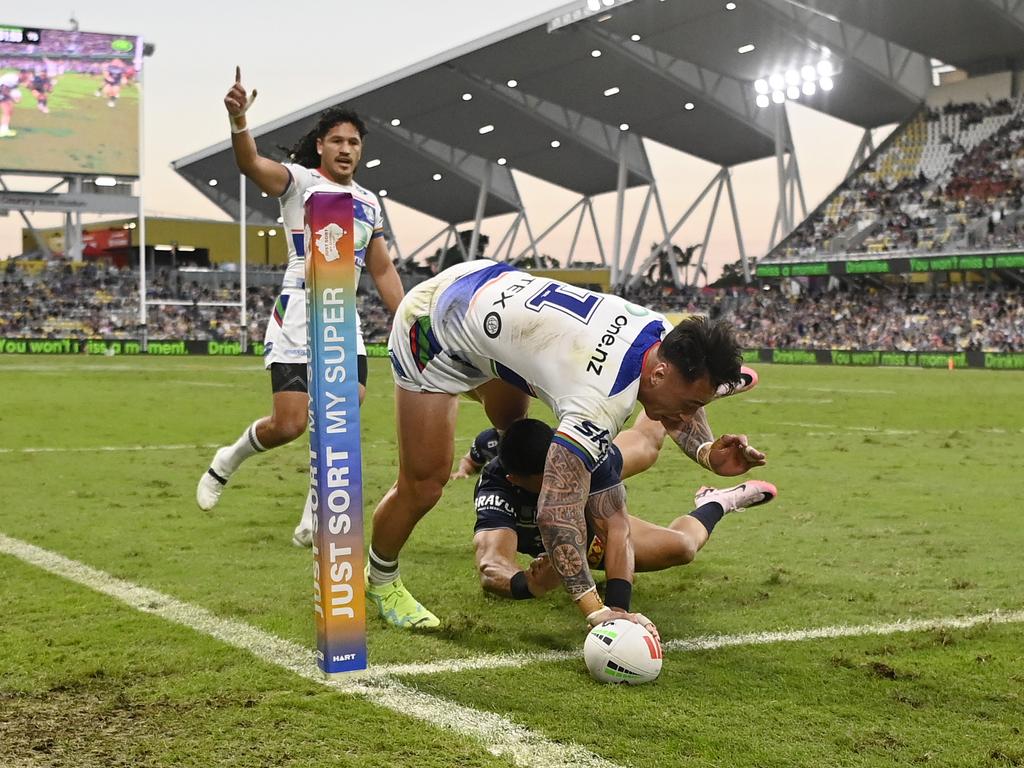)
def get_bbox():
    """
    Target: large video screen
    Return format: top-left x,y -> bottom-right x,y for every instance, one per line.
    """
0,25 -> 142,176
